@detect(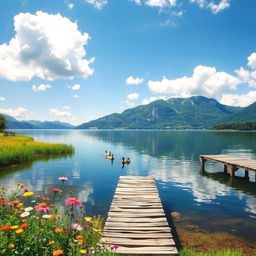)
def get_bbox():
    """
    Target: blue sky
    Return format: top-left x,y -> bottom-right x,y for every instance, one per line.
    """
0,0 -> 256,125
